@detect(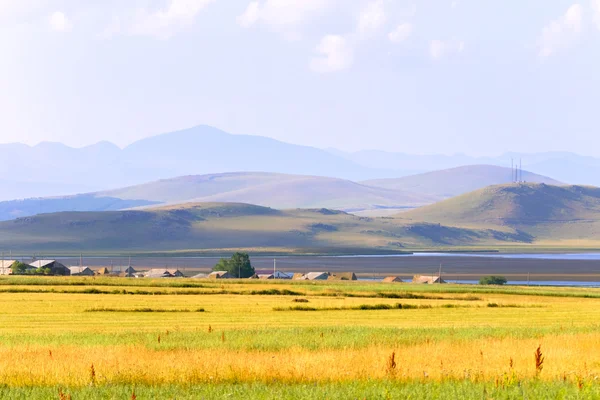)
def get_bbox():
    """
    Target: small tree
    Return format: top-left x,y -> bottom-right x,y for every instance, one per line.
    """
11,261 -> 30,275
479,275 -> 508,285
213,252 -> 254,278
